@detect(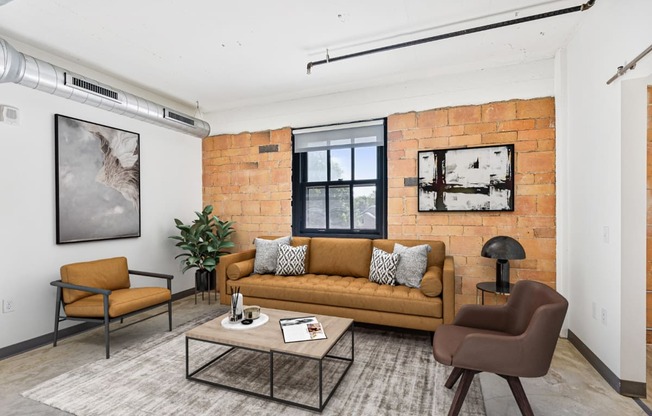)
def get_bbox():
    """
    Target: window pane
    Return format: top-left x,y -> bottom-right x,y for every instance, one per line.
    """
354,146 -> 377,180
305,187 -> 326,229
307,151 -> 327,182
354,186 -> 376,229
329,186 -> 350,229
330,148 -> 351,181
